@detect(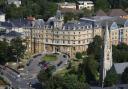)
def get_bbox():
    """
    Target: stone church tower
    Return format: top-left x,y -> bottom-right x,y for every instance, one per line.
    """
100,25 -> 113,87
